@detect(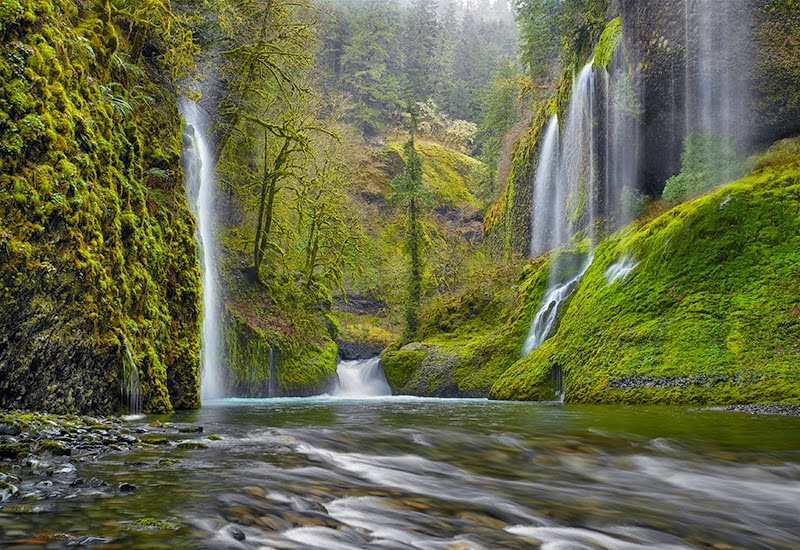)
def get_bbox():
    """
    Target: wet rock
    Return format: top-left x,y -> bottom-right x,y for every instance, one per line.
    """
142,436 -> 170,446
178,426 -> 203,433
456,511 -> 508,529
242,486 -> 265,498
118,483 -> 138,492
0,481 -> 20,501
256,515 -> 290,531
37,440 -> 71,456
718,404 -> 800,416
207,434 -> 223,441
230,526 -> 246,541
0,423 -> 21,436
177,440 -> 208,450
67,536 -> 114,546
149,420 -> 163,428
87,477 -> 107,488
0,442 -> 29,459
